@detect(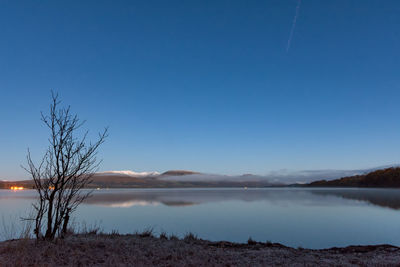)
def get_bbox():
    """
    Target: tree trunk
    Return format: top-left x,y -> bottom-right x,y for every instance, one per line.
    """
61,210 -> 70,238
45,194 -> 54,239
